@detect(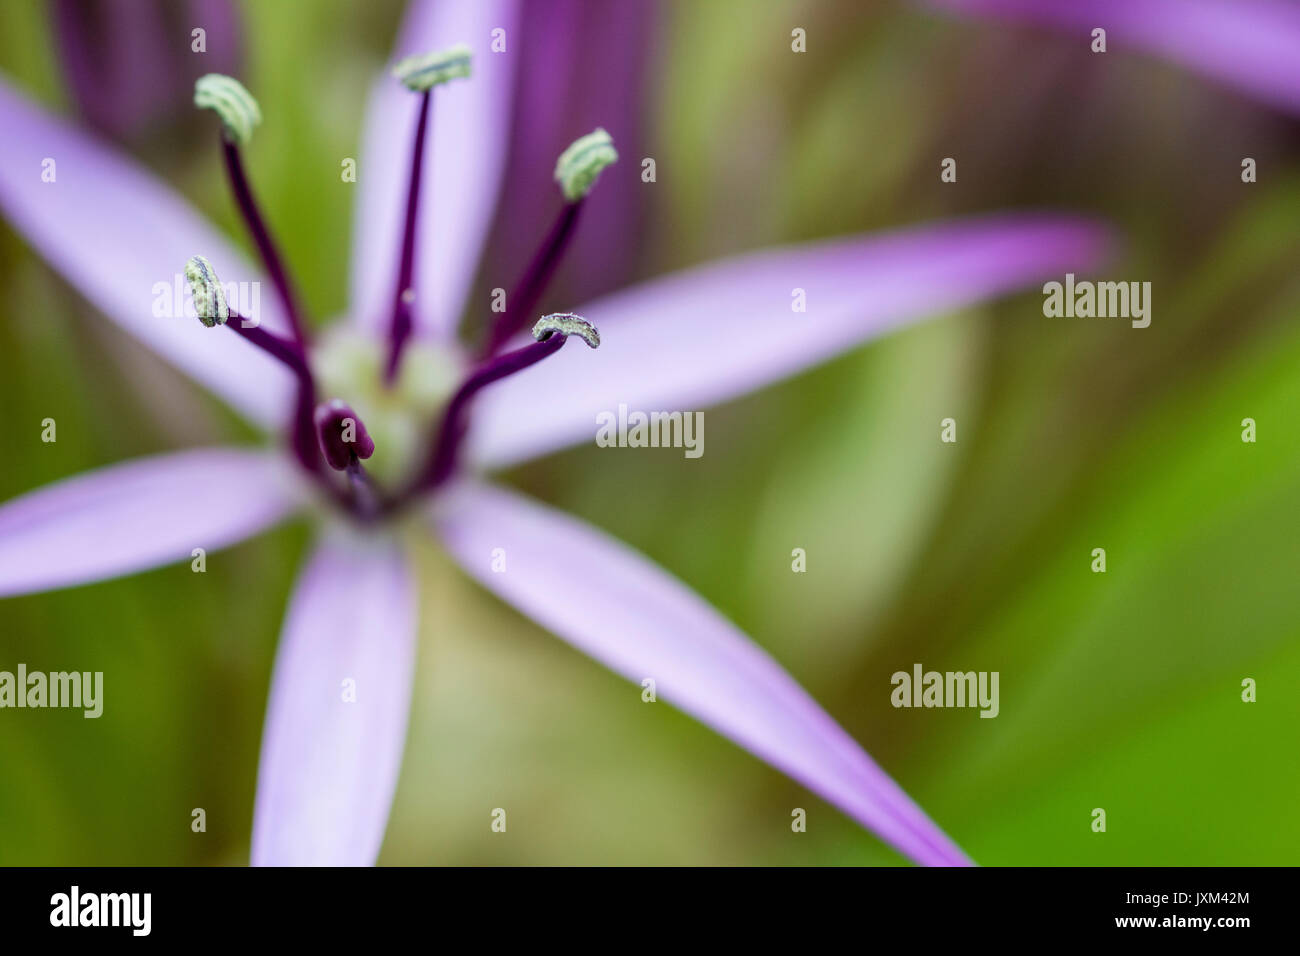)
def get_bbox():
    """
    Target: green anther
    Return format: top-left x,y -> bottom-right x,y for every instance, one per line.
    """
554,128 -> 618,202
185,256 -> 229,327
392,44 -> 472,92
533,312 -> 600,349
194,74 -> 262,145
